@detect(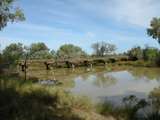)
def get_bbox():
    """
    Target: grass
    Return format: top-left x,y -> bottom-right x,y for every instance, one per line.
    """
96,94 -> 160,120
0,75 -> 95,120
1,64 -> 160,120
